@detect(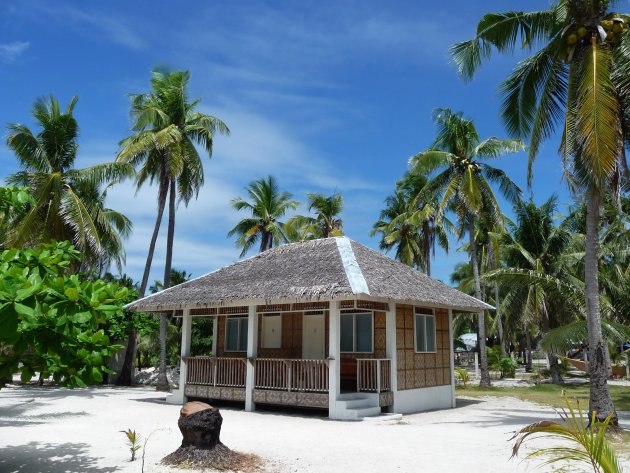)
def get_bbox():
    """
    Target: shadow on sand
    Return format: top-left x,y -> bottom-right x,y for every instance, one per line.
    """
0,441 -> 119,473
